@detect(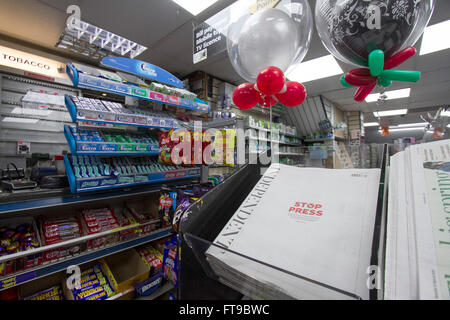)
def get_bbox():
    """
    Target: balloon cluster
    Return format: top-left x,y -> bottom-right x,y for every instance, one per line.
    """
232,66 -> 306,110
340,47 -> 420,102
